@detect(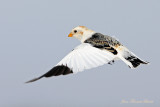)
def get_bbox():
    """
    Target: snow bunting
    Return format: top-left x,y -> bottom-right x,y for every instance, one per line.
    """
26,26 -> 149,83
